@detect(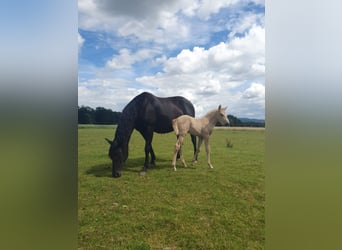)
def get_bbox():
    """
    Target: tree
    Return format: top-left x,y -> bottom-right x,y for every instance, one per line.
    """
78,106 -> 122,124
94,107 -> 115,124
78,106 -> 95,124
227,115 -> 243,127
